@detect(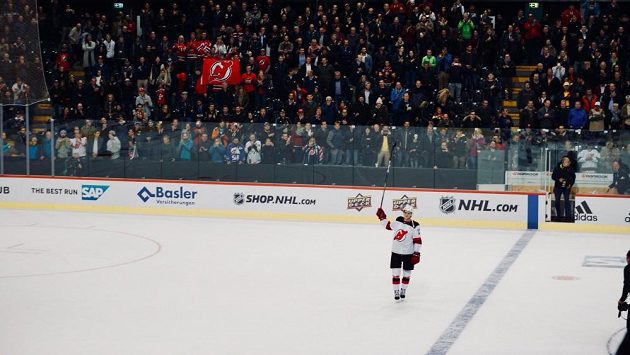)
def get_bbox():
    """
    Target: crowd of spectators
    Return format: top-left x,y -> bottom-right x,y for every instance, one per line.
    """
0,0 -> 629,185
